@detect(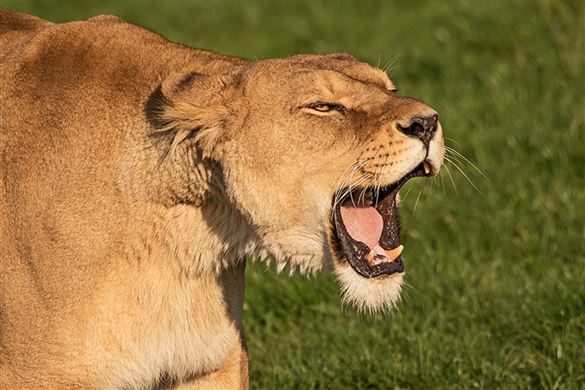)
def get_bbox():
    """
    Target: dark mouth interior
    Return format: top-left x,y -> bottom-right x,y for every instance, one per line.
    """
332,162 -> 430,278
